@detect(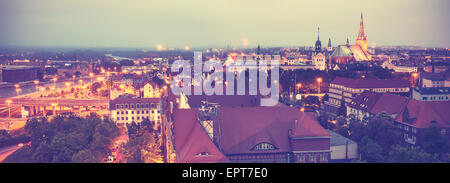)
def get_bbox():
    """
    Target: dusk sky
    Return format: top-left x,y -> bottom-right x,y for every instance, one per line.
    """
0,0 -> 449,49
